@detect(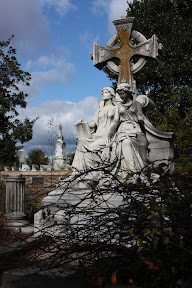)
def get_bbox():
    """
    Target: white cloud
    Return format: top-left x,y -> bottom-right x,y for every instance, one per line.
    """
0,0 -> 77,58
18,97 -> 98,154
41,0 -> 77,16
21,47 -> 76,99
0,0 -> 49,57
32,66 -> 76,86
108,0 -> 129,28
91,0 -> 129,34
91,0 -> 109,15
